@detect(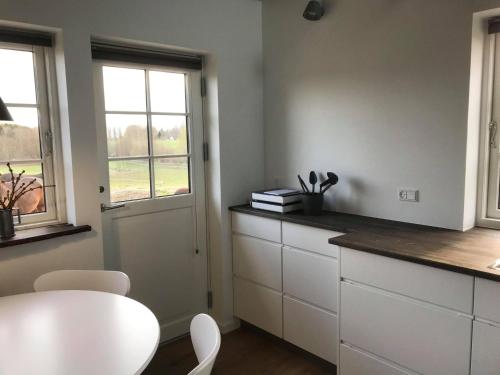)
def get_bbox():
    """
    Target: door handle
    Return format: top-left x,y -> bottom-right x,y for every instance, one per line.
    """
100,203 -> 126,212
